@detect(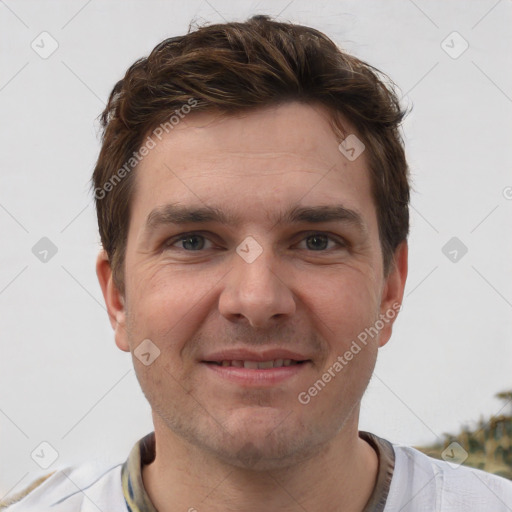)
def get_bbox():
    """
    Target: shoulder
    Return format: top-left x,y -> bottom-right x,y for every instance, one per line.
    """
0,462 -> 126,512
385,443 -> 512,511
0,473 -> 56,510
